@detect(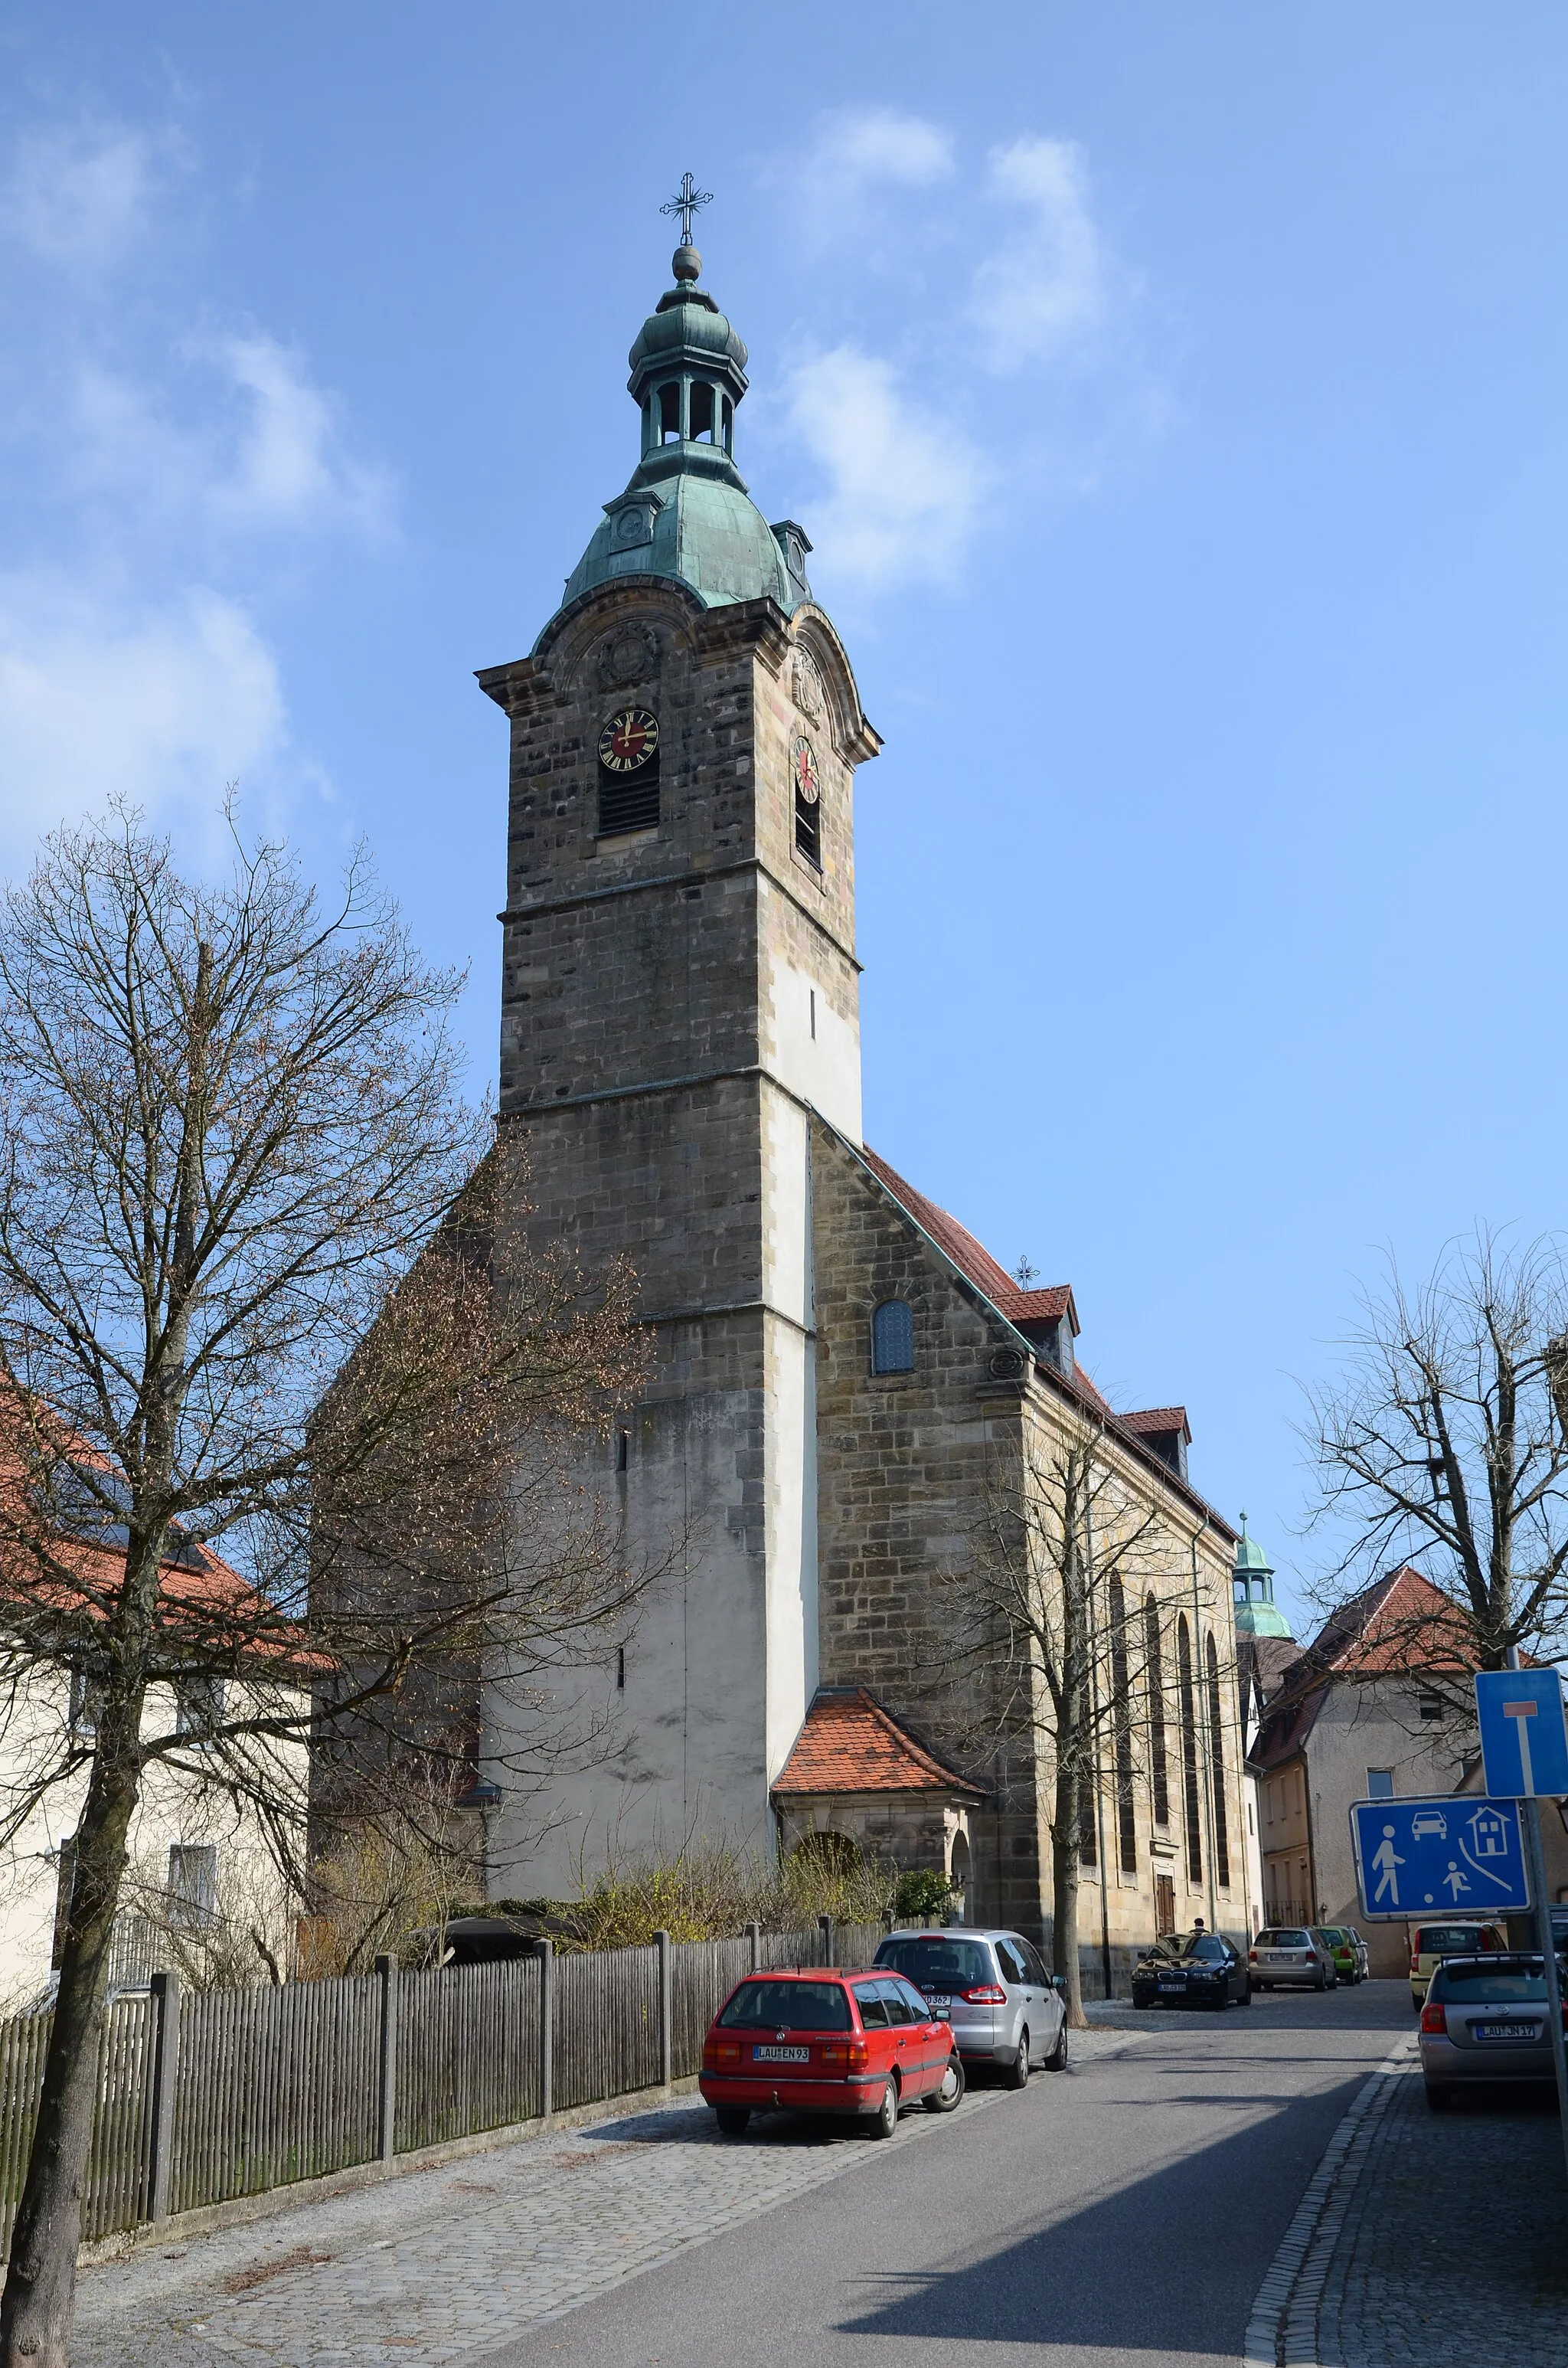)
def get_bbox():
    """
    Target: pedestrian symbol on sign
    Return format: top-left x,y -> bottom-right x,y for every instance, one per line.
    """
1371,1825 -> 1405,1906
1443,1861 -> 1471,1902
